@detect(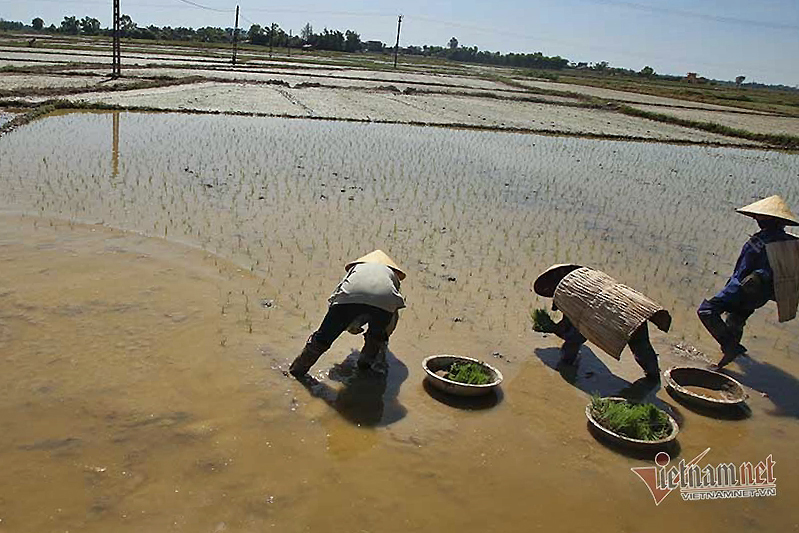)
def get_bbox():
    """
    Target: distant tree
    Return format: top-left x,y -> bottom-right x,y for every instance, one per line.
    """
196,26 -> 227,42
60,16 -> 79,35
119,14 -> 137,36
448,36 -> 458,49
344,30 -> 361,52
80,16 -> 100,35
0,19 -> 24,31
735,75 -> 746,86
638,65 -> 655,77
592,61 -> 608,71
315,28 -> 344,51
248,24 -> 262,42
47,23 -> 57,32
300,22 -> 313,42
32,17 -> 44,31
